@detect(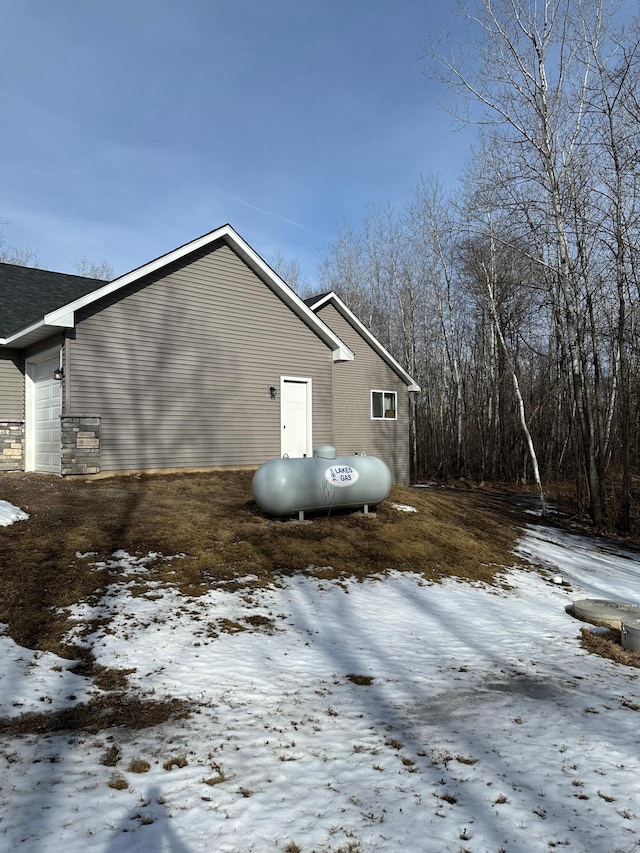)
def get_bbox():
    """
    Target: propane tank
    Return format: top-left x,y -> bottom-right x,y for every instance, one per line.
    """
252,446 -> 392,517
